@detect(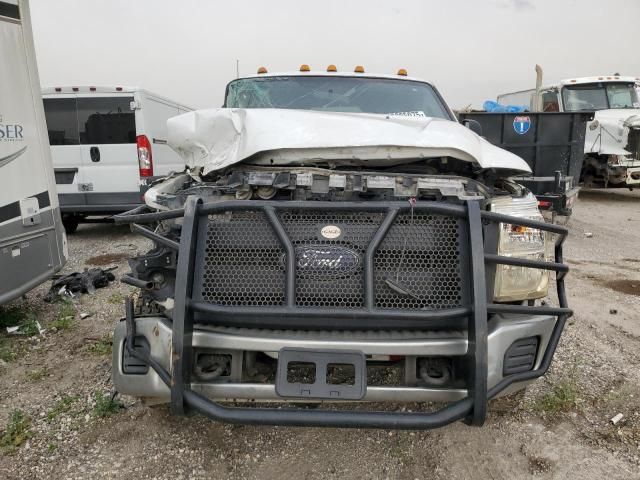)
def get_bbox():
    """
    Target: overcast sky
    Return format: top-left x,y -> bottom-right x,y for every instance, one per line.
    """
30,0 -> 640,110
